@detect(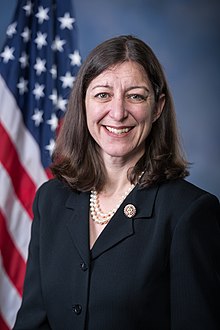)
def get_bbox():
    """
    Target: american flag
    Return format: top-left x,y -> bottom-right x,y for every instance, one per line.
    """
0,1 -> 81,328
